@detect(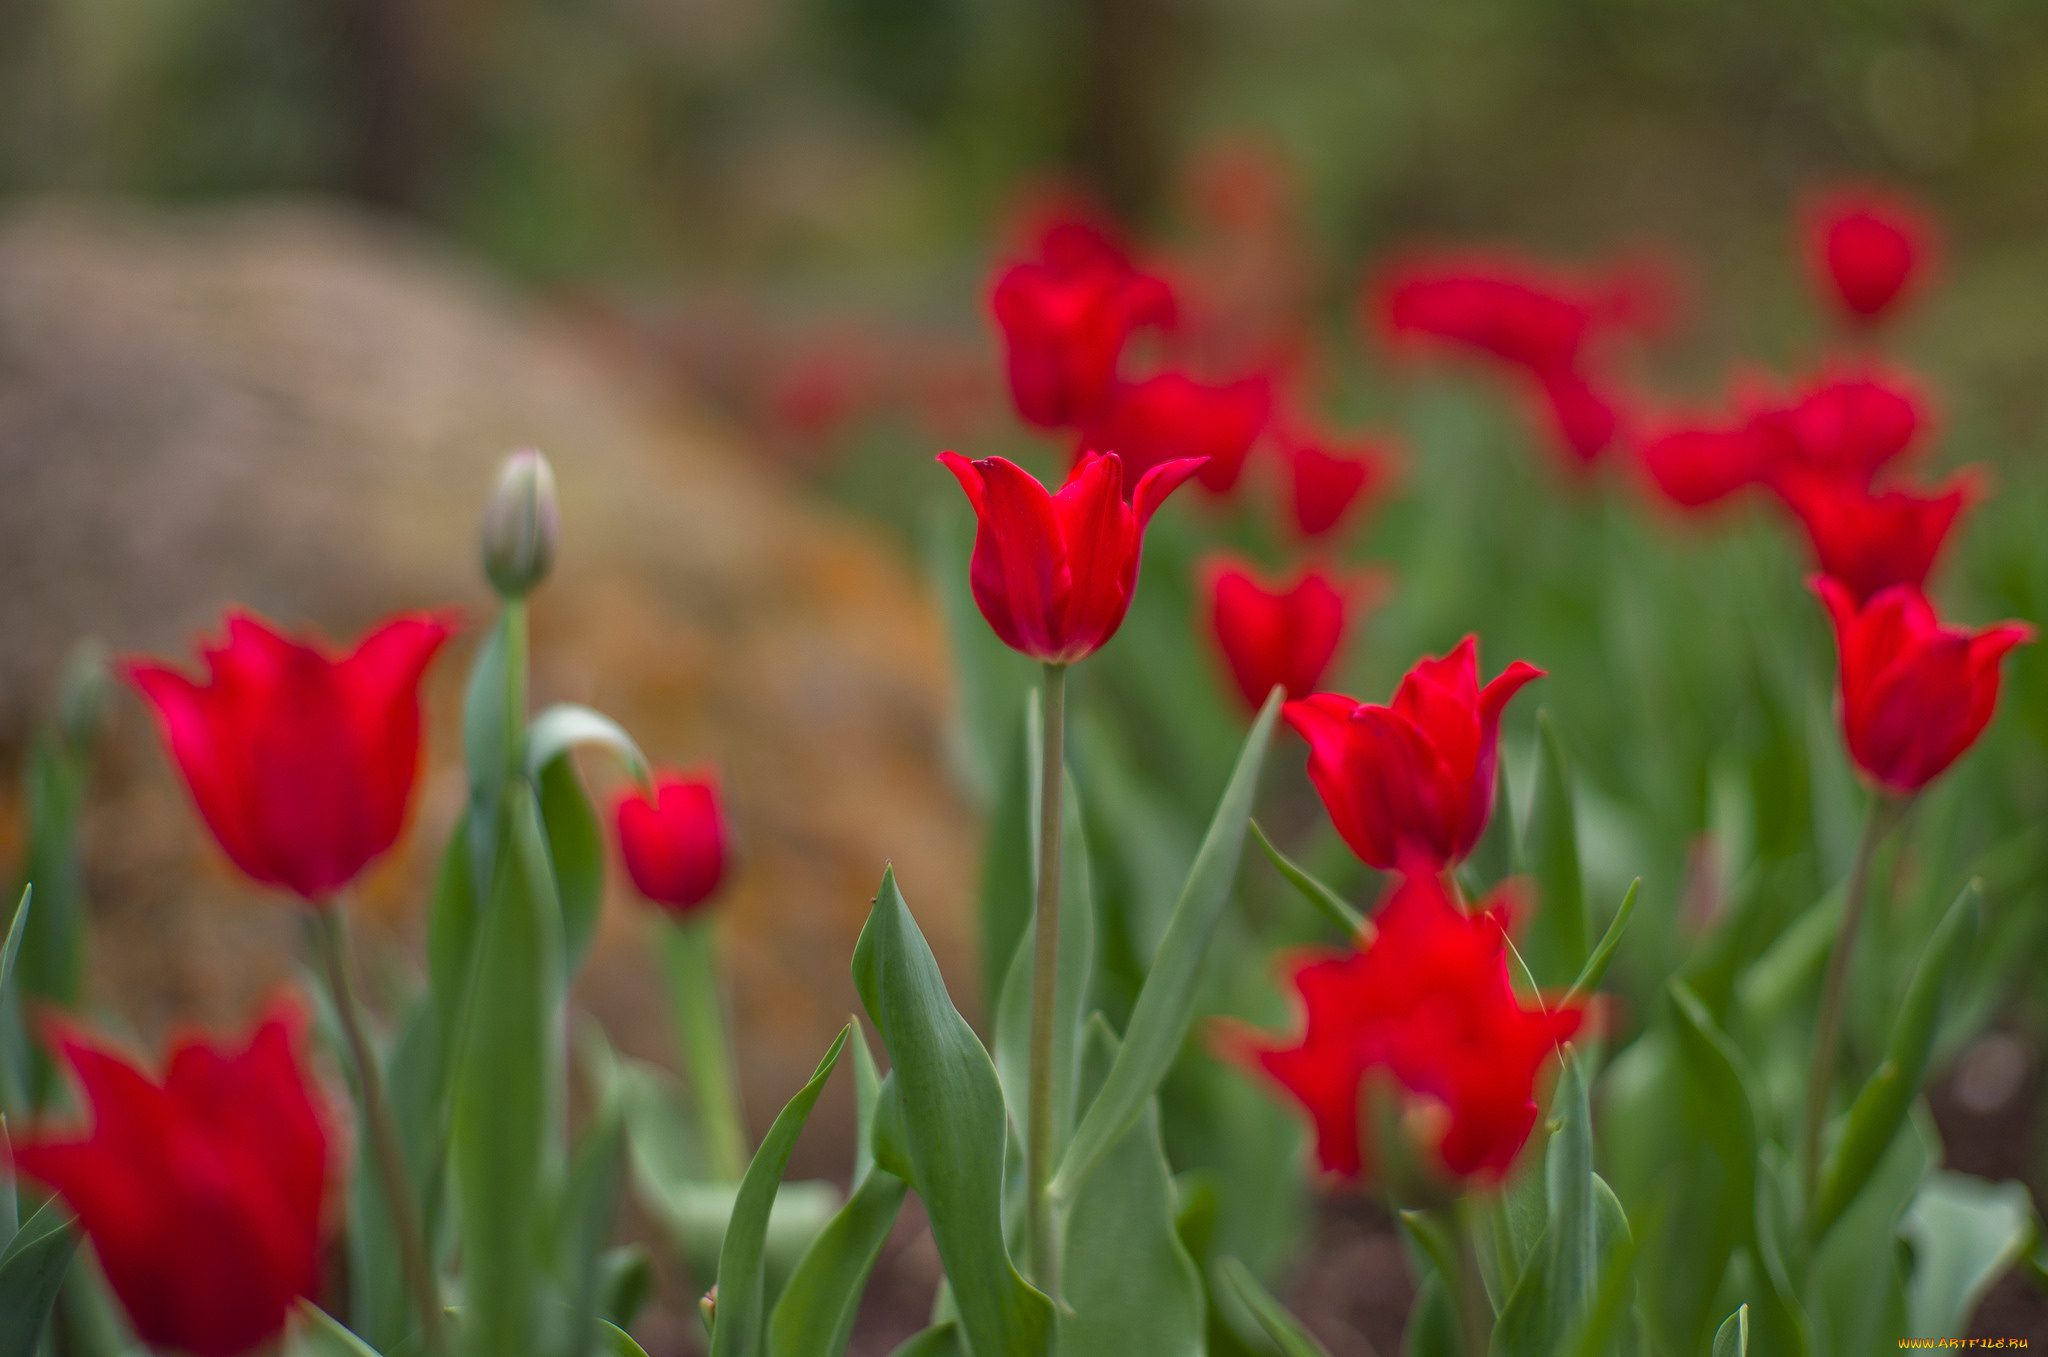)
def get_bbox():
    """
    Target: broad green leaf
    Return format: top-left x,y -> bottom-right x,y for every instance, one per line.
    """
1810,1113 -> 1927,1357
1517,711 -> 1588,987
711,1025 -> 850,1357
537,755 -> 606,977
1546,1054 -> 1597,1325
601,1321 -> 652,1357
884,1324 -> 965,1357
852,868 -> 1053,1357
1564,878 -> 1638,1002
0,1199 -> 77,1357
1734,885 -> 1843,1033
1711,1306 -> 1749,1357
1404,1272 -> 1461,1357
462,605 -> 523,892
286,1301 -> 384,1356
1214,1257 -> 1333,1357
767,1168 -> 908,1357
557,1109 -> 627,1357
852,1020 -> 883,1188
1249,821 -> 1363,938
598,1245 -> 653,1329
1812,882 -> 1979,1241
1559,1179 -> 1639,1357
1901,1172 -> 2034,1341
977,699 -> 1038,1005
1060,1017 -> 1203,1357
523,703 -> 651,787
427,812 -> 480,1069
1052,690 -> 1281,1199
347,997 -> 446,1349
